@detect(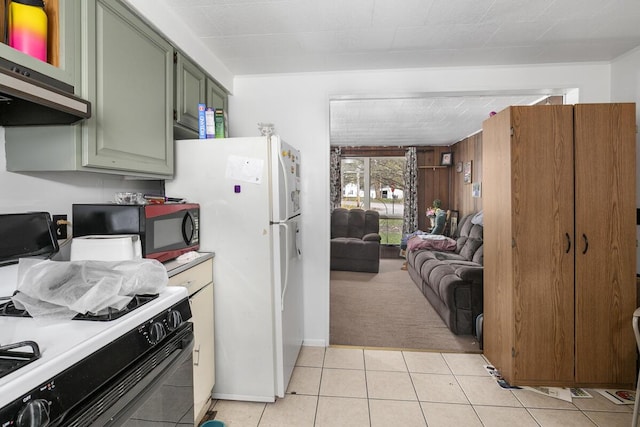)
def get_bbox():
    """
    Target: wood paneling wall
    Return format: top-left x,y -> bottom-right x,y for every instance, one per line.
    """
451,132 -> 483,218
446,98 -> 559,219
336,142 -> 480,230
417,147 -> 451,231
